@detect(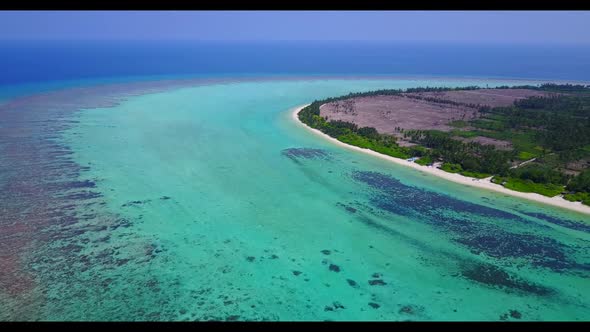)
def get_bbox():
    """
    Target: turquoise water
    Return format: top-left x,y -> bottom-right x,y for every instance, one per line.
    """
2,78 -> 589,321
